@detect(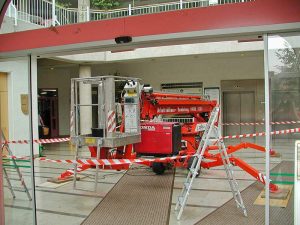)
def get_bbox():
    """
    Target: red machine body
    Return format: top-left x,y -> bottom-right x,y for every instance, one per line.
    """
134,122 -> 181,156
140,91 -> 217,153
